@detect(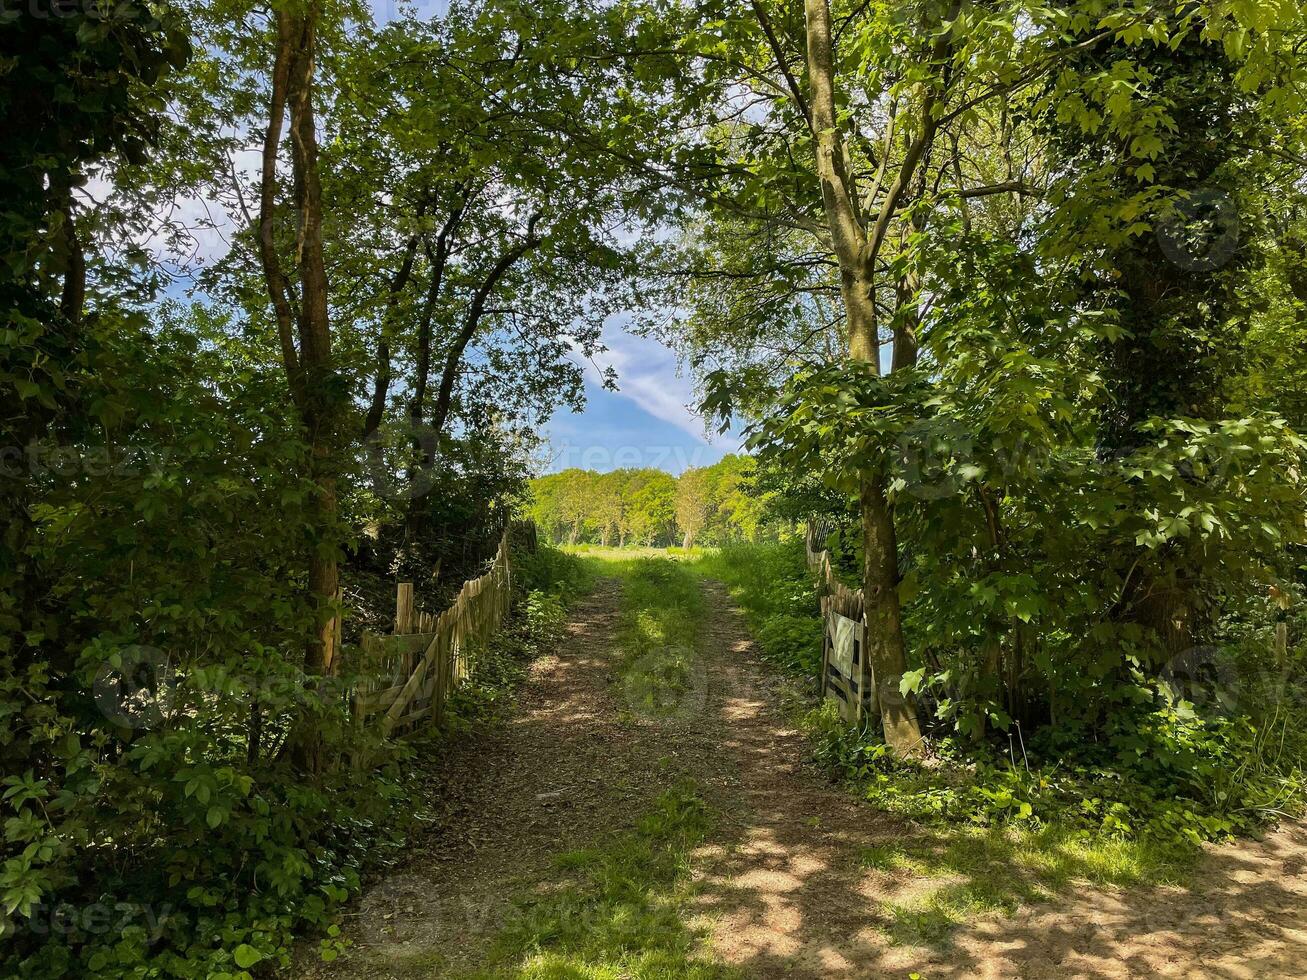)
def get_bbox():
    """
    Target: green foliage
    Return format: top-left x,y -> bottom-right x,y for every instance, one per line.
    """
517,545 -> 595,609
703,542 -> 1307,863
529,457 -> 778,550
805,690 -> 1306,848
6,0 -> 1307,966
